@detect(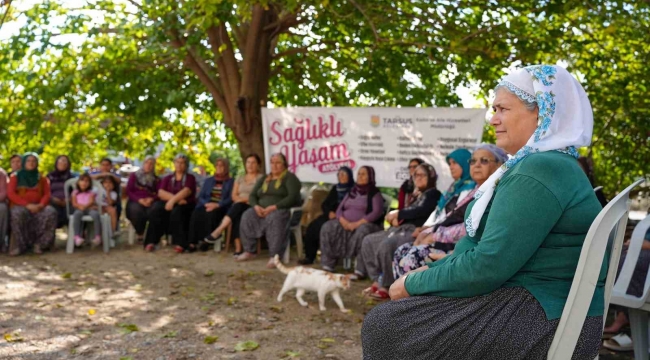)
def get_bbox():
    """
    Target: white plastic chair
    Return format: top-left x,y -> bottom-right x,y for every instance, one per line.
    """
64,178 -> 112,254
608,214 -> 650,360
547,178 -> 645,359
